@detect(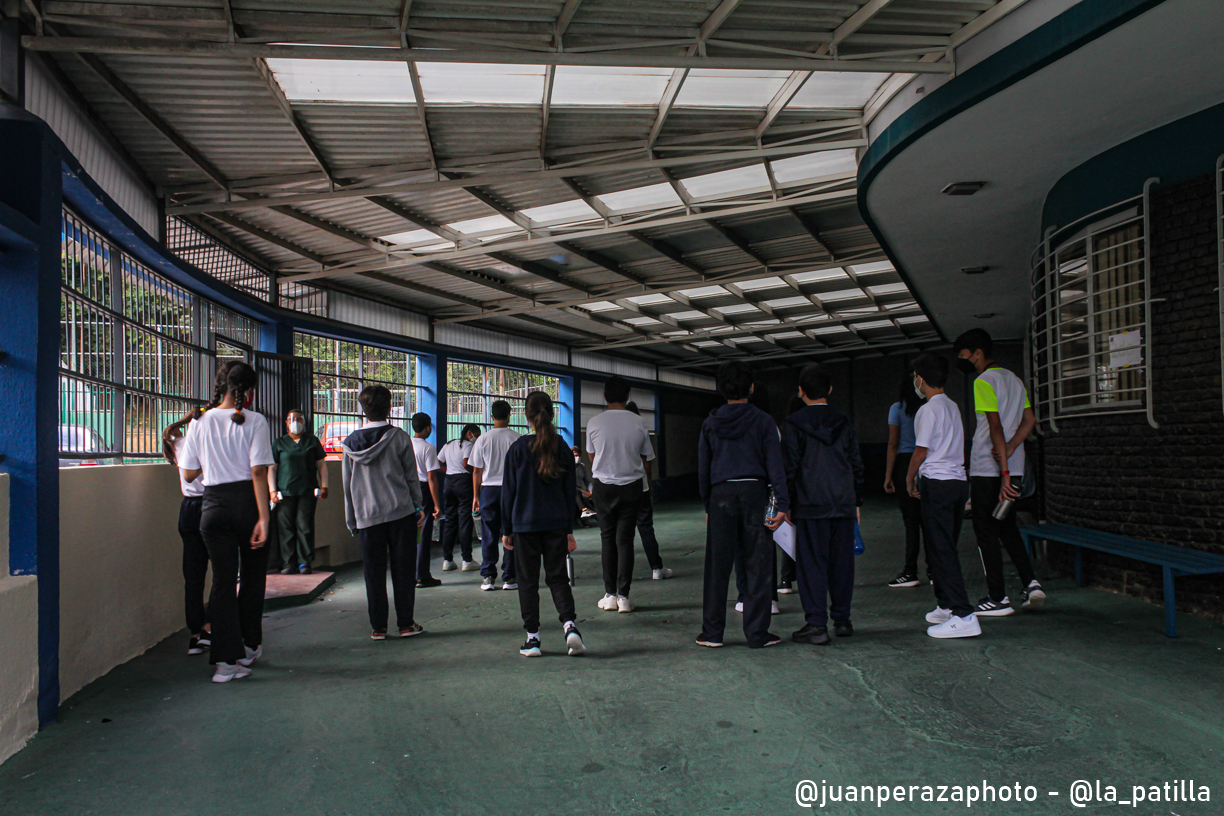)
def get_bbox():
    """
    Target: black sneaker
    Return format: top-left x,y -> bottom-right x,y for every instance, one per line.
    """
751,633 -> 783,648
279,565 -> 296,575
298,564 -> 313,575
777,581 -> 795,595
695,635 -> 724,648
1021,581 -> 1046,610
416,576 -> 442,588
888,572 -> 920,588
187,636 -> 206,655
792,624 -> 831,645
564,623 -> 586,656
833,620 -> 854,637
520,636 -> 542,657
973,596 -> 1015,617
